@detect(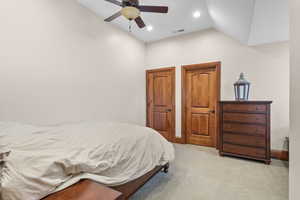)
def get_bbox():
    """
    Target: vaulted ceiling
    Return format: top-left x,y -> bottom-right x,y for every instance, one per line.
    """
78,0 -> 289,45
